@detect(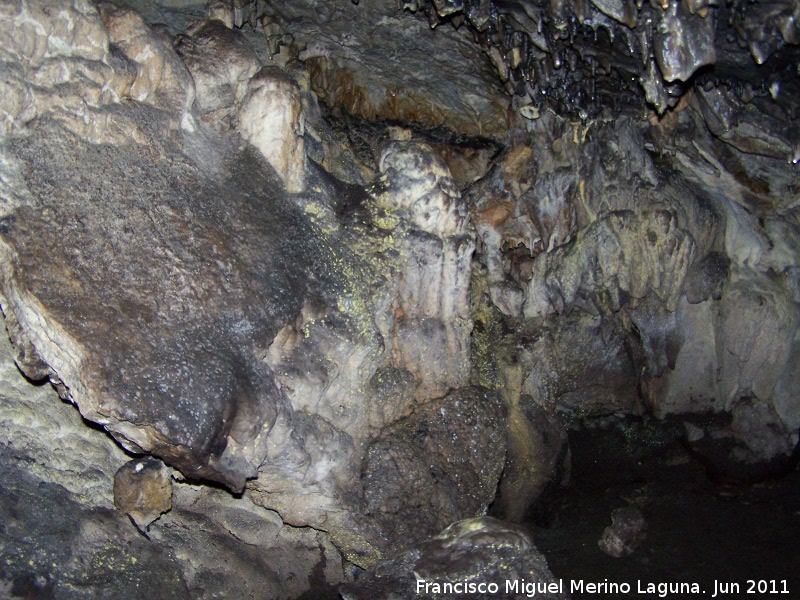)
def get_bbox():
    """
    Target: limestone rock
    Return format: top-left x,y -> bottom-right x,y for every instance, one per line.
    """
684,252 -> 730,304
362,387 -> 507,553
288,0 -> 511,141
524,207 -> 696,319
693,86 -> 796,162
717,277 -> 798,409
175,19 -> 261,120
467,145 -> 538,318
0,457 -> 191,599
0,0 -> 145,143
340,517 -> 566,600
0,451 -> 345,599
644,297 -> 719,418
683,396 -> 799,483
373,141 -> 475,400
644,270 -> 799,468
114,457 -> 173,529
470,98 -> 799,478
100,3 -> 196,126
377,142 -> 468,237
3,0 -> 800,588
653,0 -> 716,83
238,67 -> 307,193
0,115 -> 306,492
0,307 -> 344,598
0,312 -> 126,506
598,505 -> 648,558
